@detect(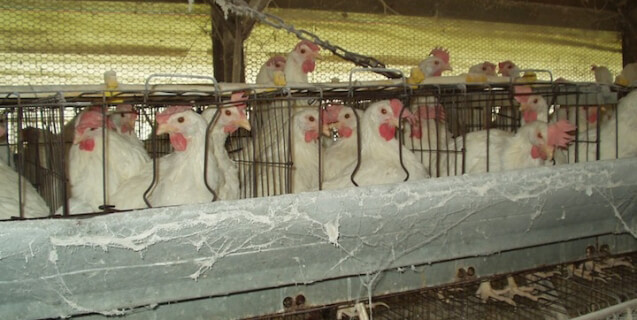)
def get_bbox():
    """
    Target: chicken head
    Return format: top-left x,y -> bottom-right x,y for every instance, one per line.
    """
294,109 -> 321,143
498,60 -> 520,78
418,47 -> 452,77
73,108 -> 115,152
110,104 -> 137,134
514,85 -> 547,123
291,40 -> 322,74
368,99 -> 412,141
324,104 -> 356,139
218,92 -> 251,134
